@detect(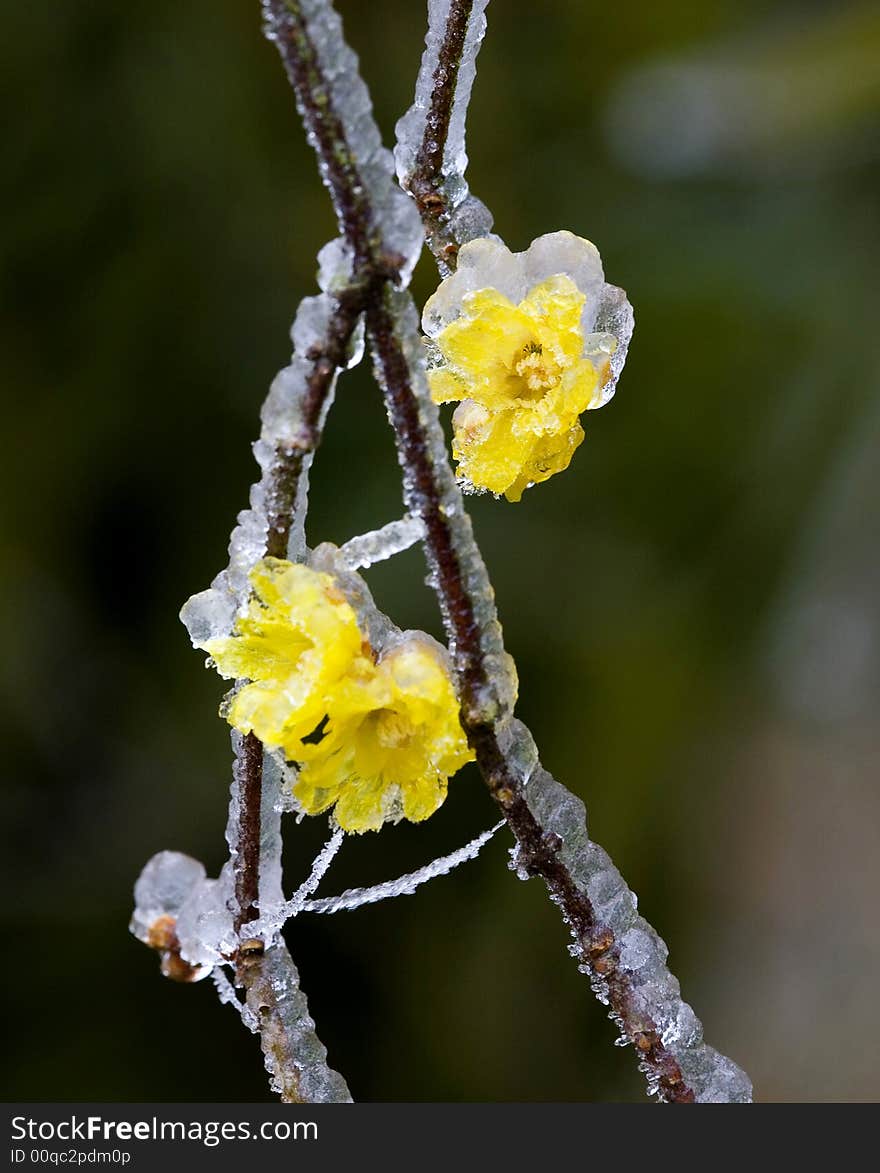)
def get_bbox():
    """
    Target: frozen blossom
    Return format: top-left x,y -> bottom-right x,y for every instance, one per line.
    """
196,554 -> 474,834
395,0 -> 494,250
420,233 -> 633,499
